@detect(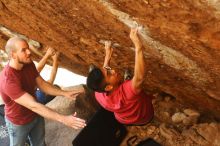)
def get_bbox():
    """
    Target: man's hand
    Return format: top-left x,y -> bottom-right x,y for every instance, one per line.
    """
51,51 -> 60,61
129,28 -> 142,49
63,87 -> 85,99
15,92 -> 86,130
62,112 -> 86,129
37,47 -> 55,73
45,47 -> 55,57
